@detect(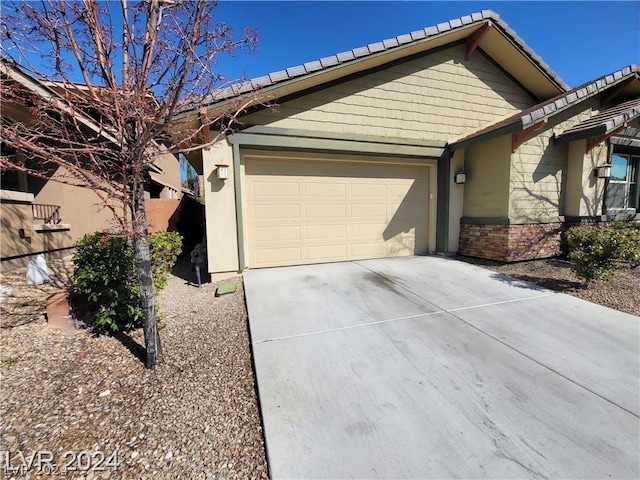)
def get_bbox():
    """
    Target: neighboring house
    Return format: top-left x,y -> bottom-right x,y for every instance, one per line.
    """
0,60 -> 183,270
173,10 -> 639,279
